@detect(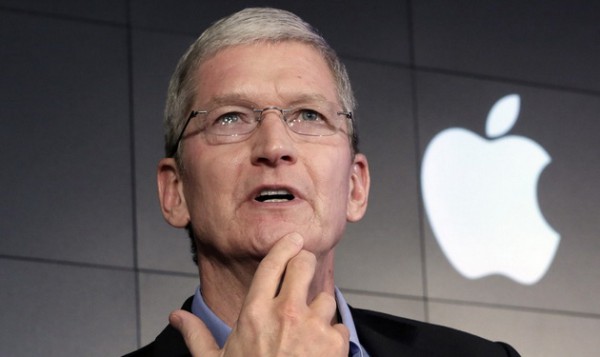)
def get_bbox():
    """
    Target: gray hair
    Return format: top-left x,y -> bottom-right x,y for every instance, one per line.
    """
164,7 -> 359,160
